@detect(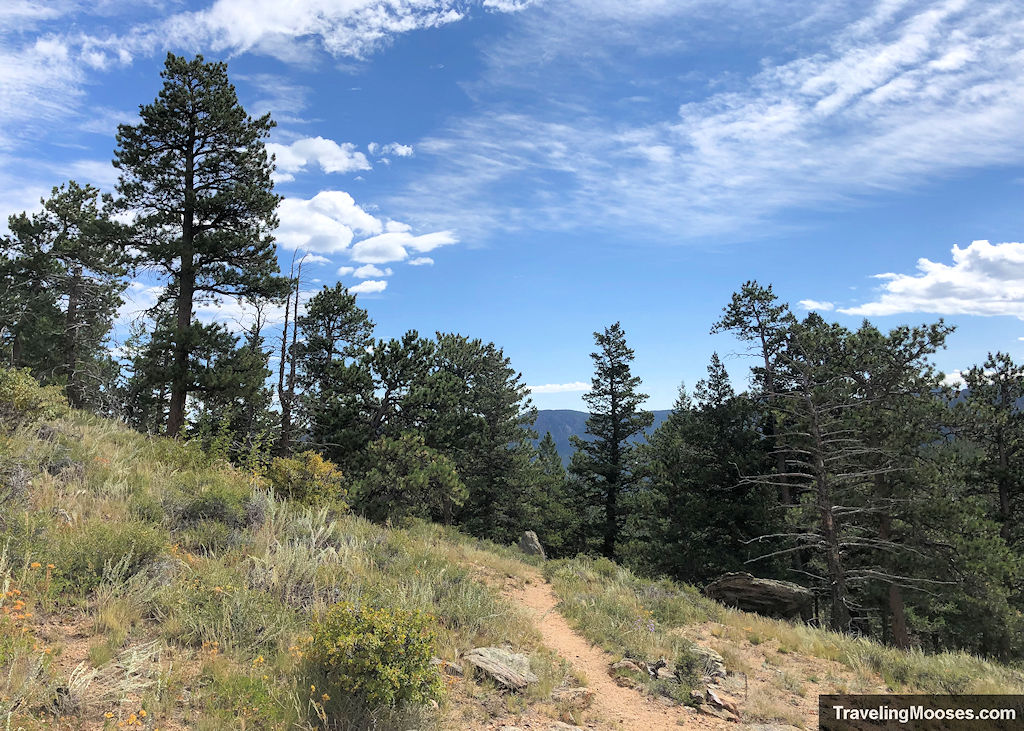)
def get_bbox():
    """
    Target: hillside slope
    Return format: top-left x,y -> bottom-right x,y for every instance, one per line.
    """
2,411 -> 1022,730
